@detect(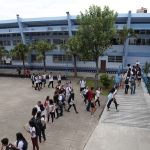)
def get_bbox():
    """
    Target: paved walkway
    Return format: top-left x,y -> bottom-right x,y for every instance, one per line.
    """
0,77 -> 106,150
84,82 -> 150,150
